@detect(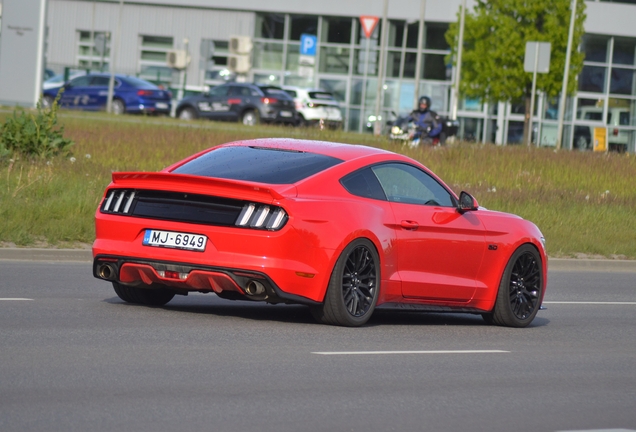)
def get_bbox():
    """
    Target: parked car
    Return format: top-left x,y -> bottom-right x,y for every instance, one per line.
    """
92,138 -> 547,328
42,71 -> 87,91
175,83 -> 298,126
574,106 -> 630,152
282,86 -> 343,128
42,73 -> 172,115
